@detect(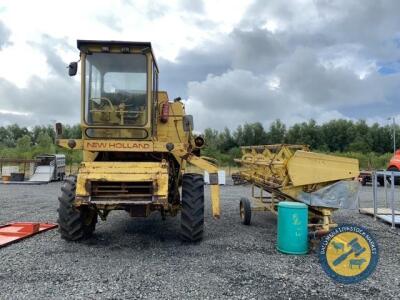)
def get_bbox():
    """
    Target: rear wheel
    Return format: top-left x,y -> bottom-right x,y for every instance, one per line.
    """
240,197 -> 252,225
57,176 -> 97,241
180,173 -> 204,242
